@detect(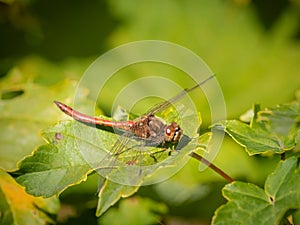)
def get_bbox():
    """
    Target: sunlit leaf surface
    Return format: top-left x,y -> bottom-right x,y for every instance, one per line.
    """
212,157 -> 300,225
213,103 -> 300,155
14,101 -> 203,215
0,169 -> 59,225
